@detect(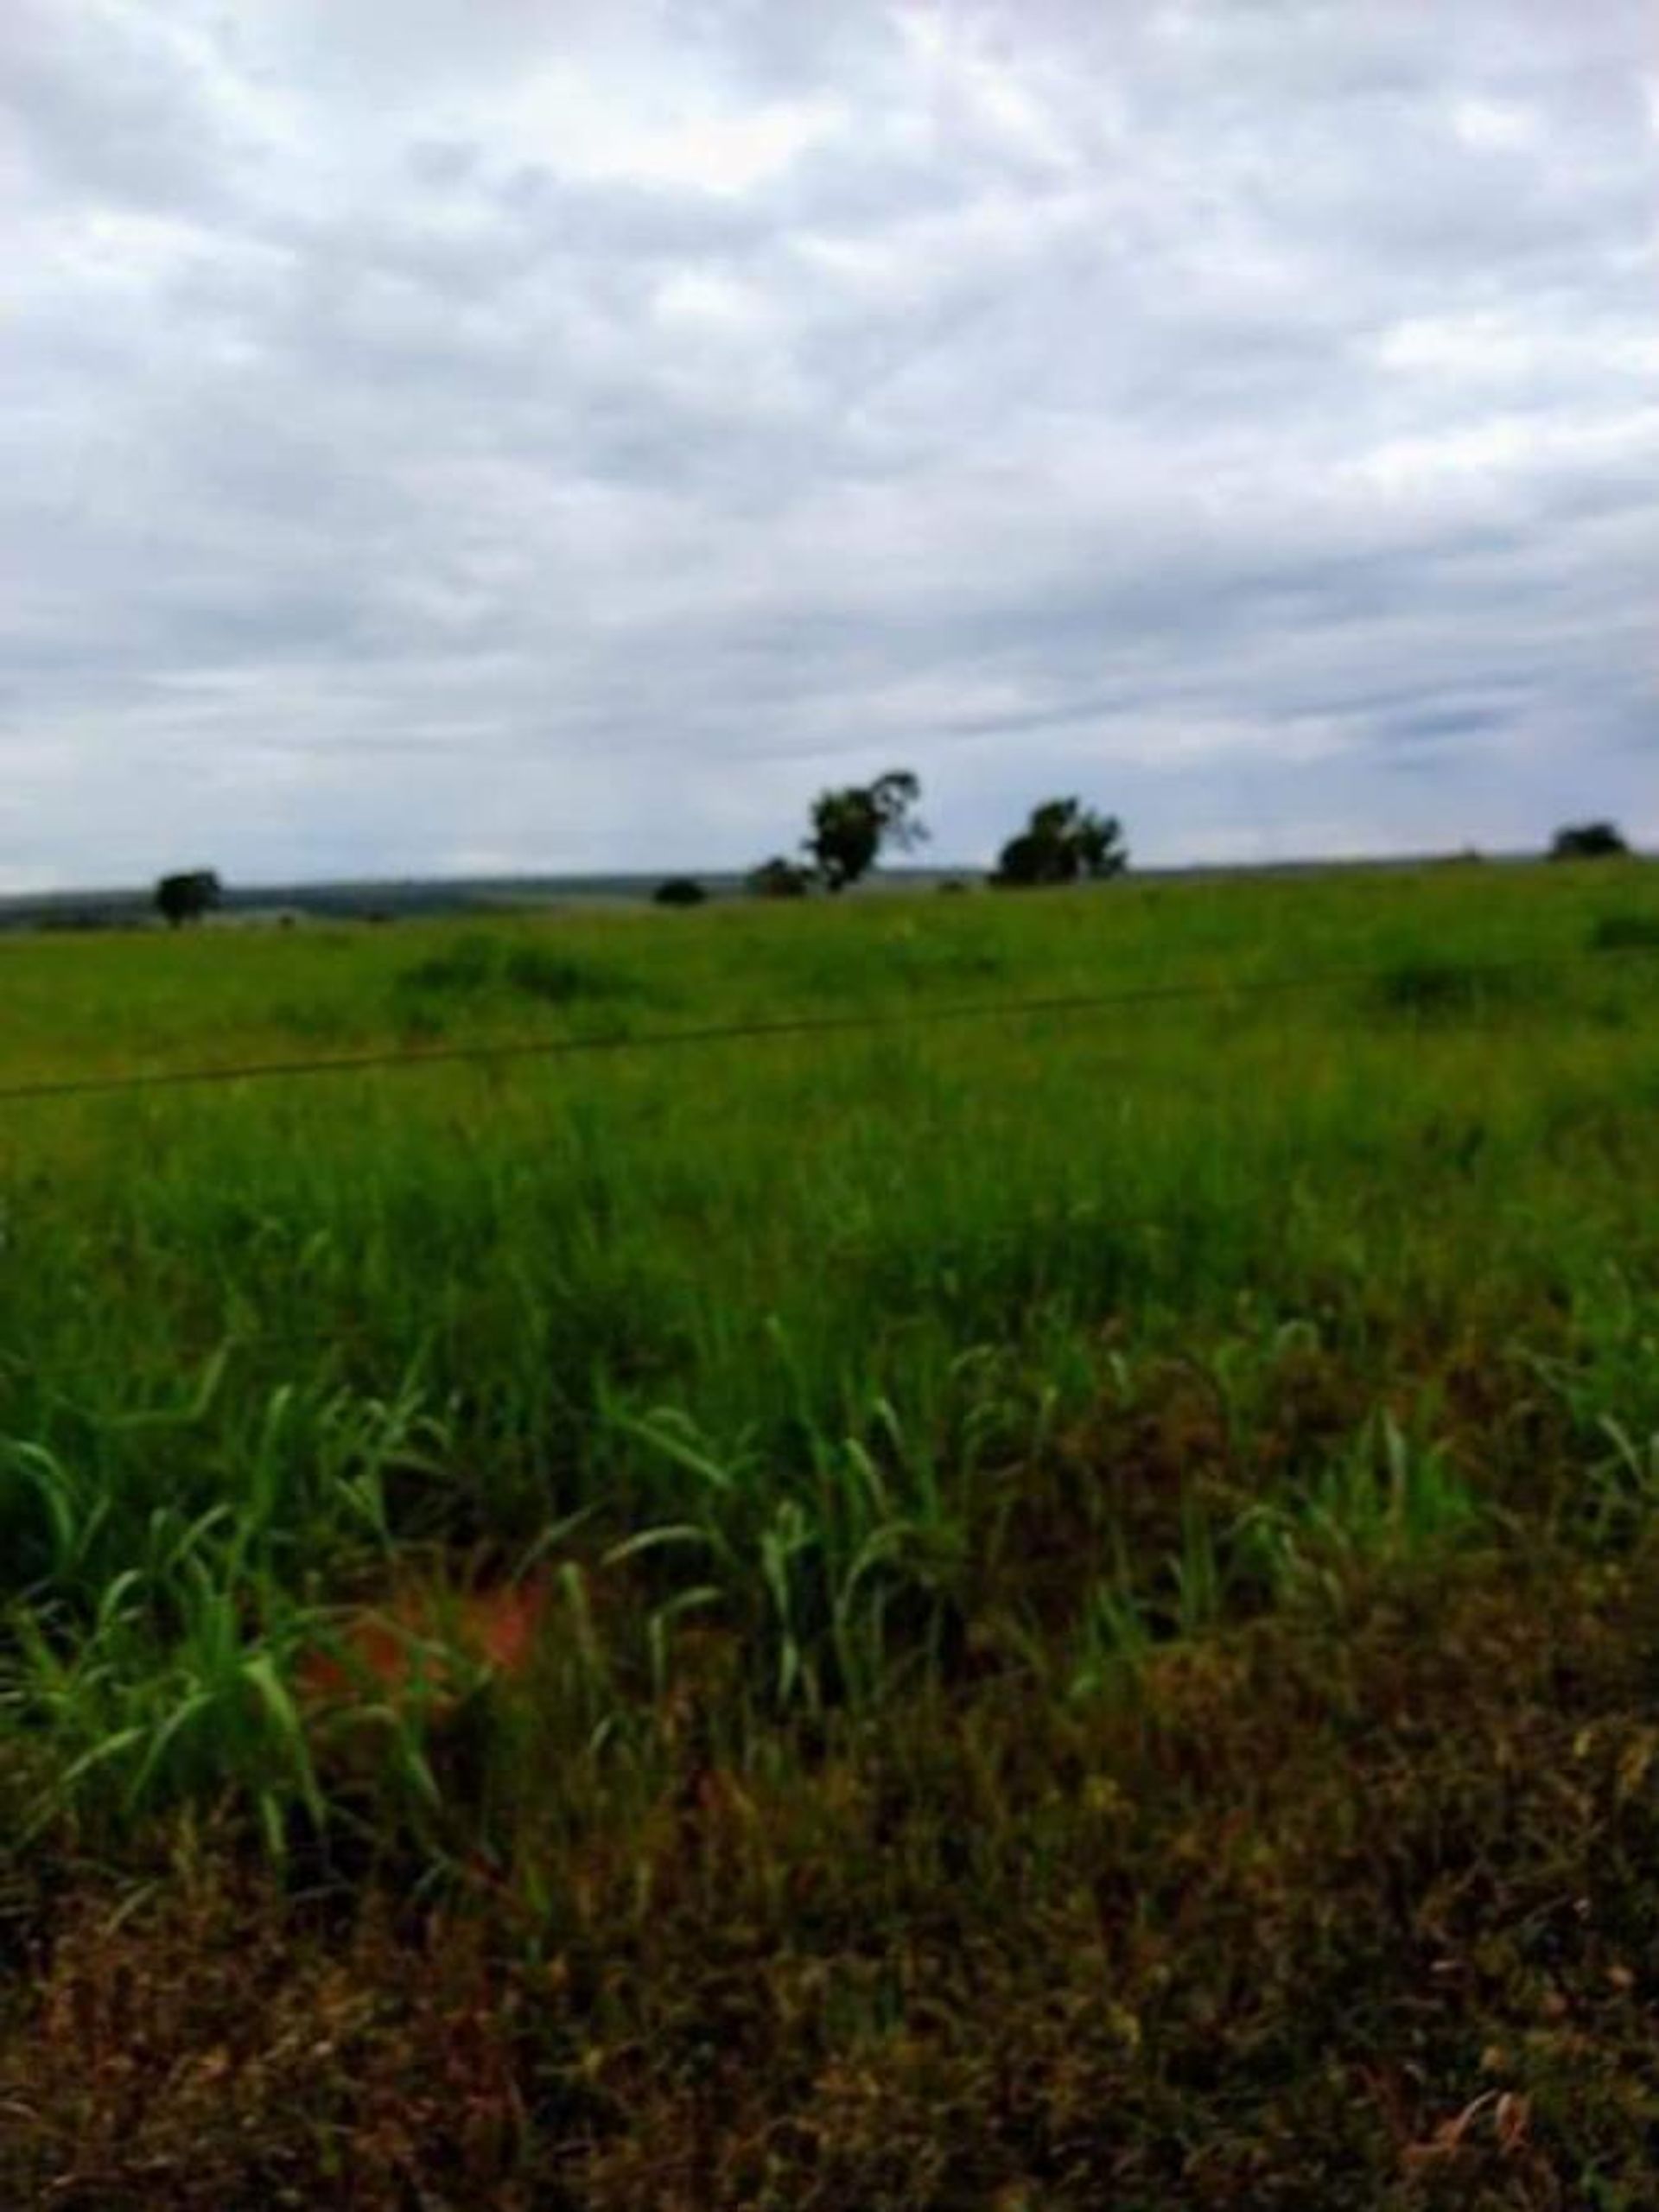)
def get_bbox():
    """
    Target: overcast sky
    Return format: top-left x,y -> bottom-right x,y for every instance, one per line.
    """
4,0 -> 1655,887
